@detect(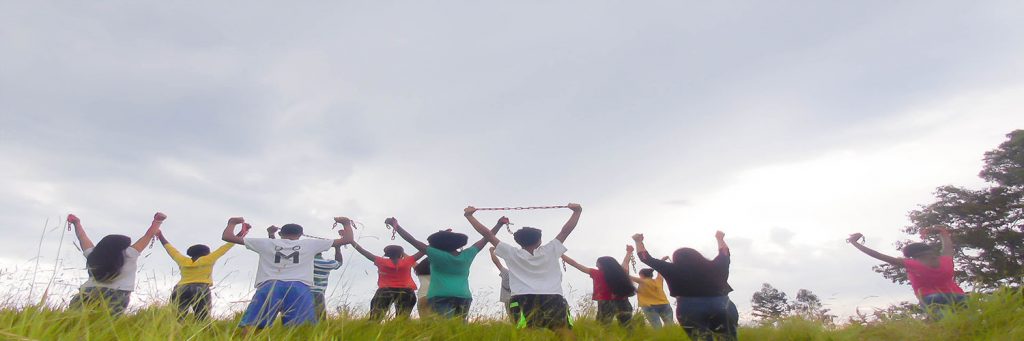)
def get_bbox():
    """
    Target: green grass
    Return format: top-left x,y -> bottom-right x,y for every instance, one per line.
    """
0,289 -> 1020,340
